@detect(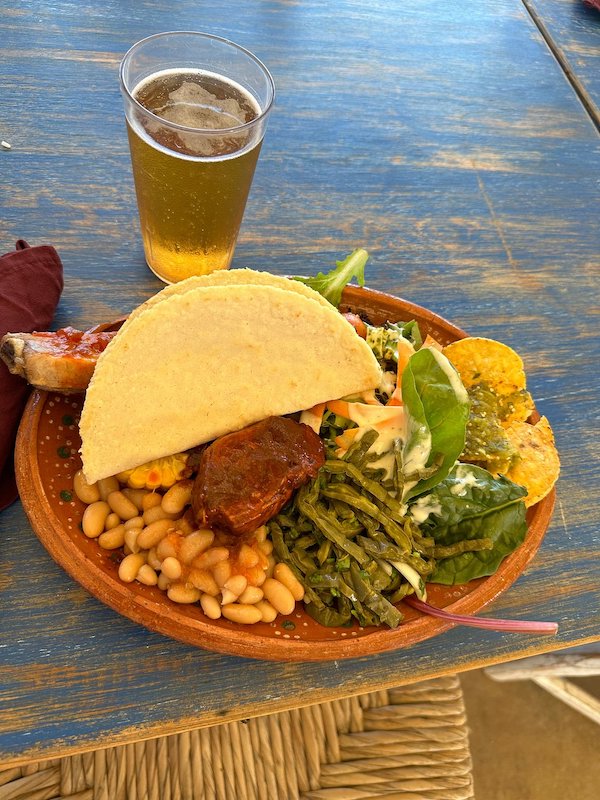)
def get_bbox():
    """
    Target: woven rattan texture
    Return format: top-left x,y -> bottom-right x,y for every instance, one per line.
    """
0,676 -> 474,800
